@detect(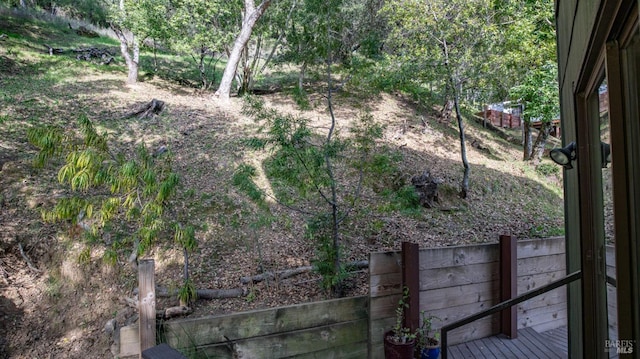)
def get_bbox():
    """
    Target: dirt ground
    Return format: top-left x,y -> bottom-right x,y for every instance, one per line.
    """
0,64 -> 564,358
